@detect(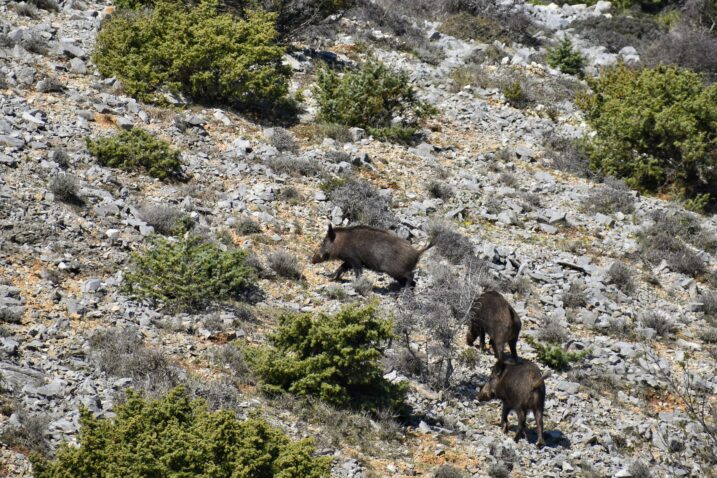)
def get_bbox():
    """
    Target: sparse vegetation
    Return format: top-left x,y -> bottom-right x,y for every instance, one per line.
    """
487,463 -> 510,478
577,63 -> 717,210
352,276 -> 373,296
524,336 -> 588,371
315,61 -> 433,142
628,460 -> 652,478
583,178 -> 636,215
562,282 -> 588,309
328,178 -> 395,228
265,155 -> 323,177
89,328 -> 182,395
246,302 -> 406,411
426,222 -> 475,265
139,204 -> 192,235
267,250 -> 303,280
123,236 -> 255,312
0,411 -> 50,457
546,38 -> 585,76
394,261 -> 489,389
235,217 -> 262,235
11,1 -> 39,18
86,129 -> 183,180
606,262 -> 636,295
93,0 -> 292,114
32,387 -> 331,478
543,131 -> 592,177
427,180 -> 454,200
48,173 -> 82,205
266,127 -> 298,153
639,312 -> 676,338
537,315 -> 569,344
438,12 -> 506,43
432,464 -> 466,478
638,212 -> 715,277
